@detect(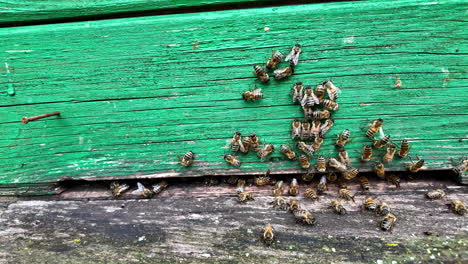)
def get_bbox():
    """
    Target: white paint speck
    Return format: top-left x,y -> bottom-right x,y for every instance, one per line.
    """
377,260 -> 383,264
343,36 -> 355,44
79,136 -> 84,145
138,235 -> 146,242
264,27 -> 270,32
5,50 -> 33,53
422,2 -> 438,5
39,143 -> 46,147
